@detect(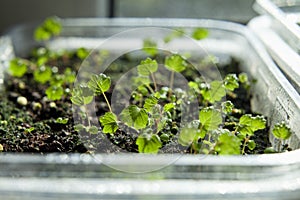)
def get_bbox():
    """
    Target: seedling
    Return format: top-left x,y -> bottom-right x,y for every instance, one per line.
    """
46,85 -> 64,101
88,74 -> 112,112
8,58 -> 28,78
192,28 -> 209,40
3,20 -> 294,155
143,38 -> 158,57
99,112 -> 118,134
34,16 -> 62,41
136,132 -> 162,154
56,117 -> 69,124
164,54 -> 187,97
272,122 -> 292,152
137,58 -> 158,91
